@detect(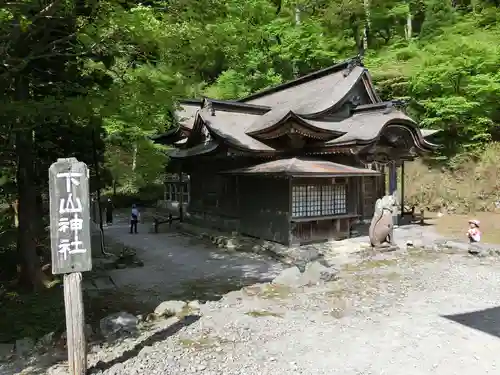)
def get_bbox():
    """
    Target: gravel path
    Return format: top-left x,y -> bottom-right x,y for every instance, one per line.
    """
87,246 -> 500,375
5,222 -> 500,375
96,216 -> 284,306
